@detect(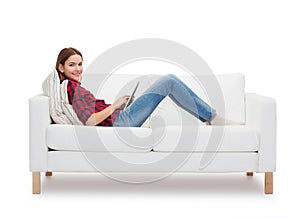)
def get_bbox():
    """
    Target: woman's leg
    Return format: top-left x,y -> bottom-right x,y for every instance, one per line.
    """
113,74 -> 215,127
